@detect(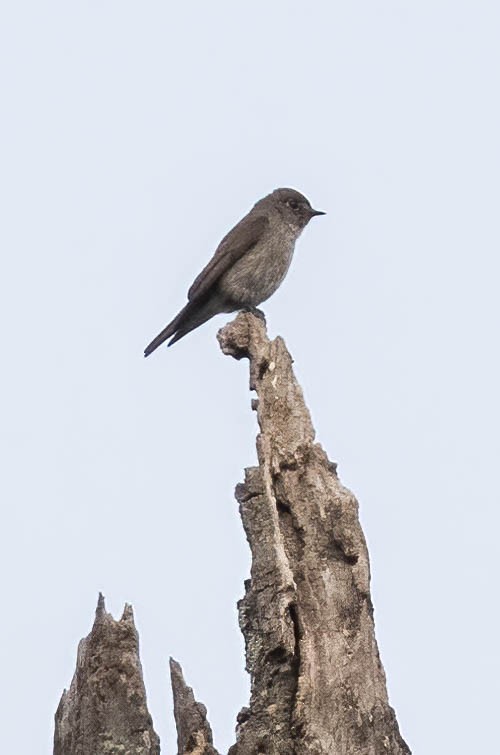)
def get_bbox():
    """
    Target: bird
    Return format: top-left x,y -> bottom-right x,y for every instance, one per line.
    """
144,187 -> 325,356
